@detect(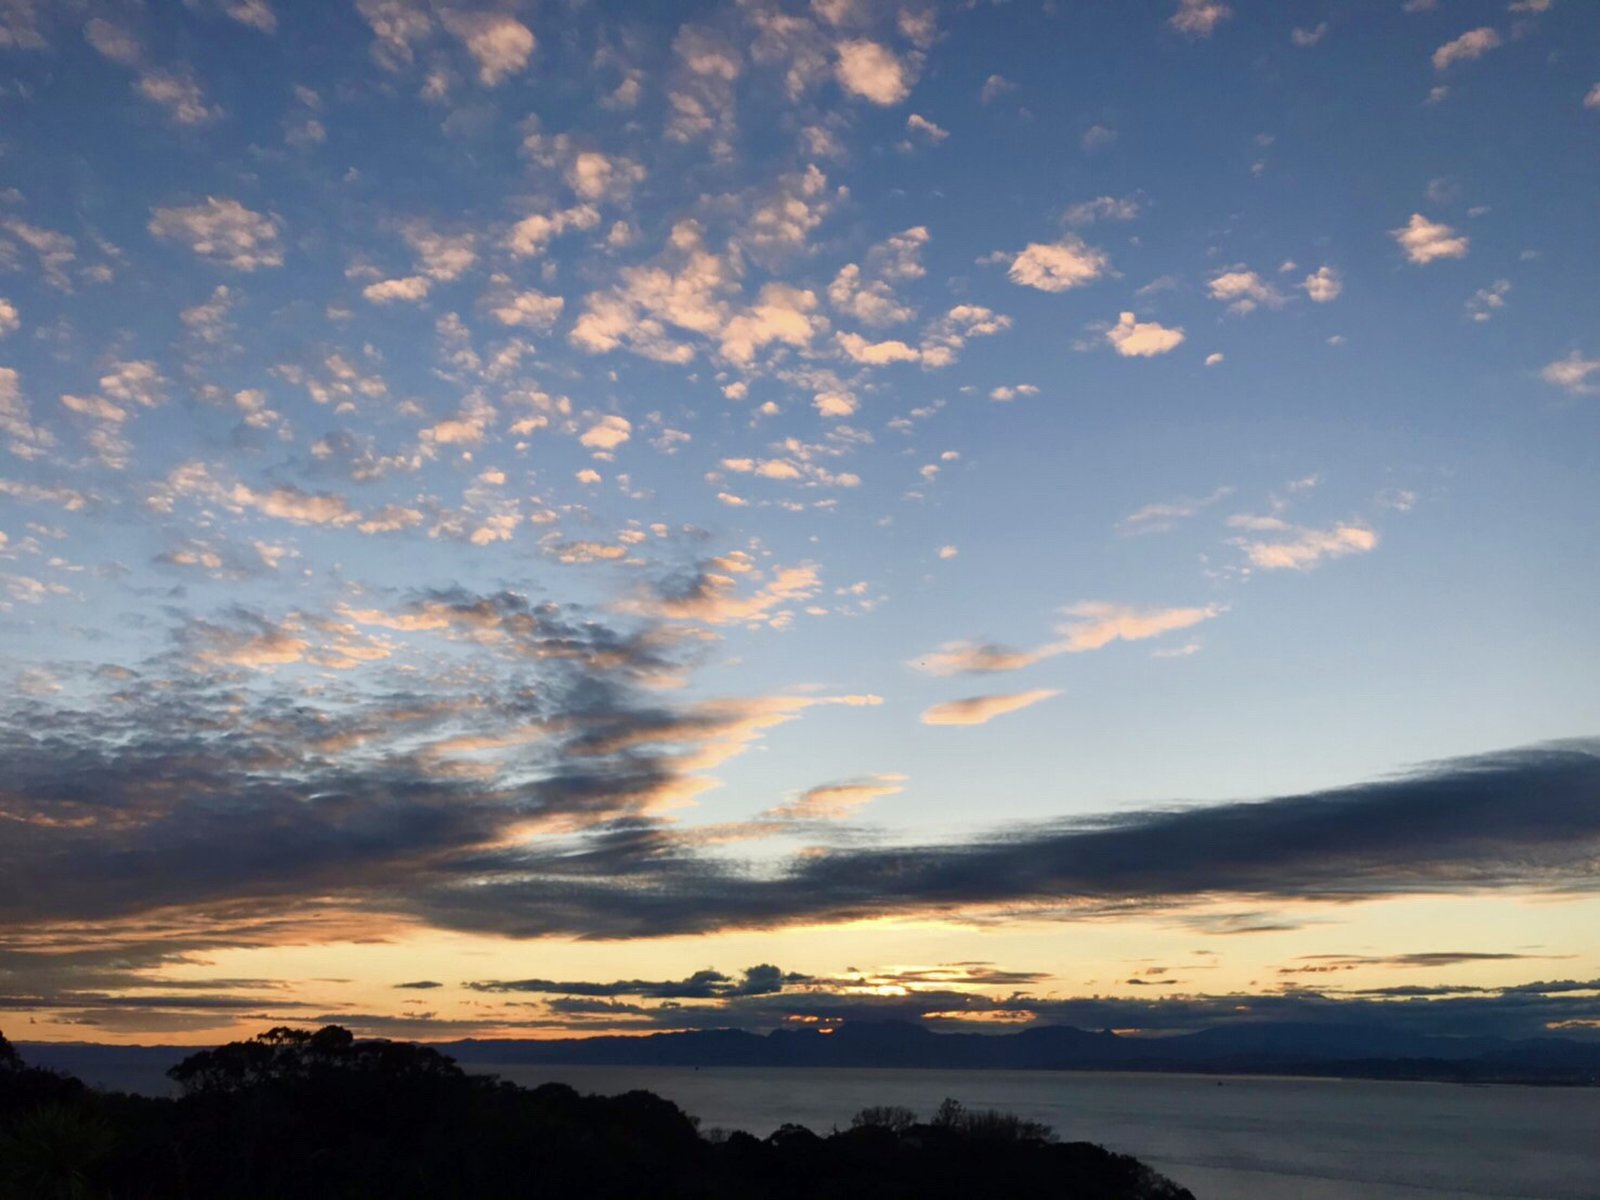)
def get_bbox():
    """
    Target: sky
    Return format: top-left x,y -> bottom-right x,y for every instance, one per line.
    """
1,0 -> 1598,1047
